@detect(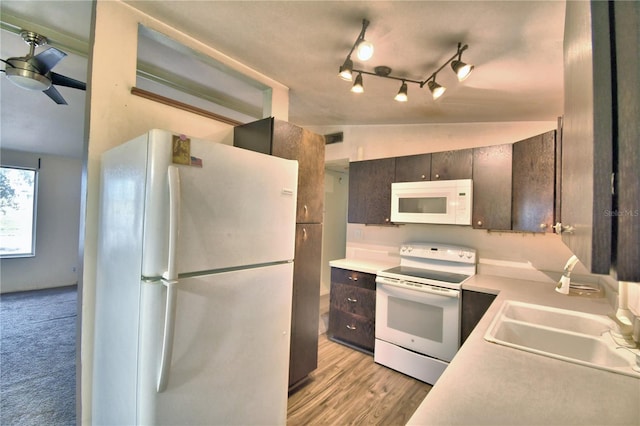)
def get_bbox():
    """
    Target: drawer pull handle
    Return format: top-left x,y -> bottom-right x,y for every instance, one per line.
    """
346,297 -> 358,303
346,324 -> 357,330
348,276 -> 358,281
